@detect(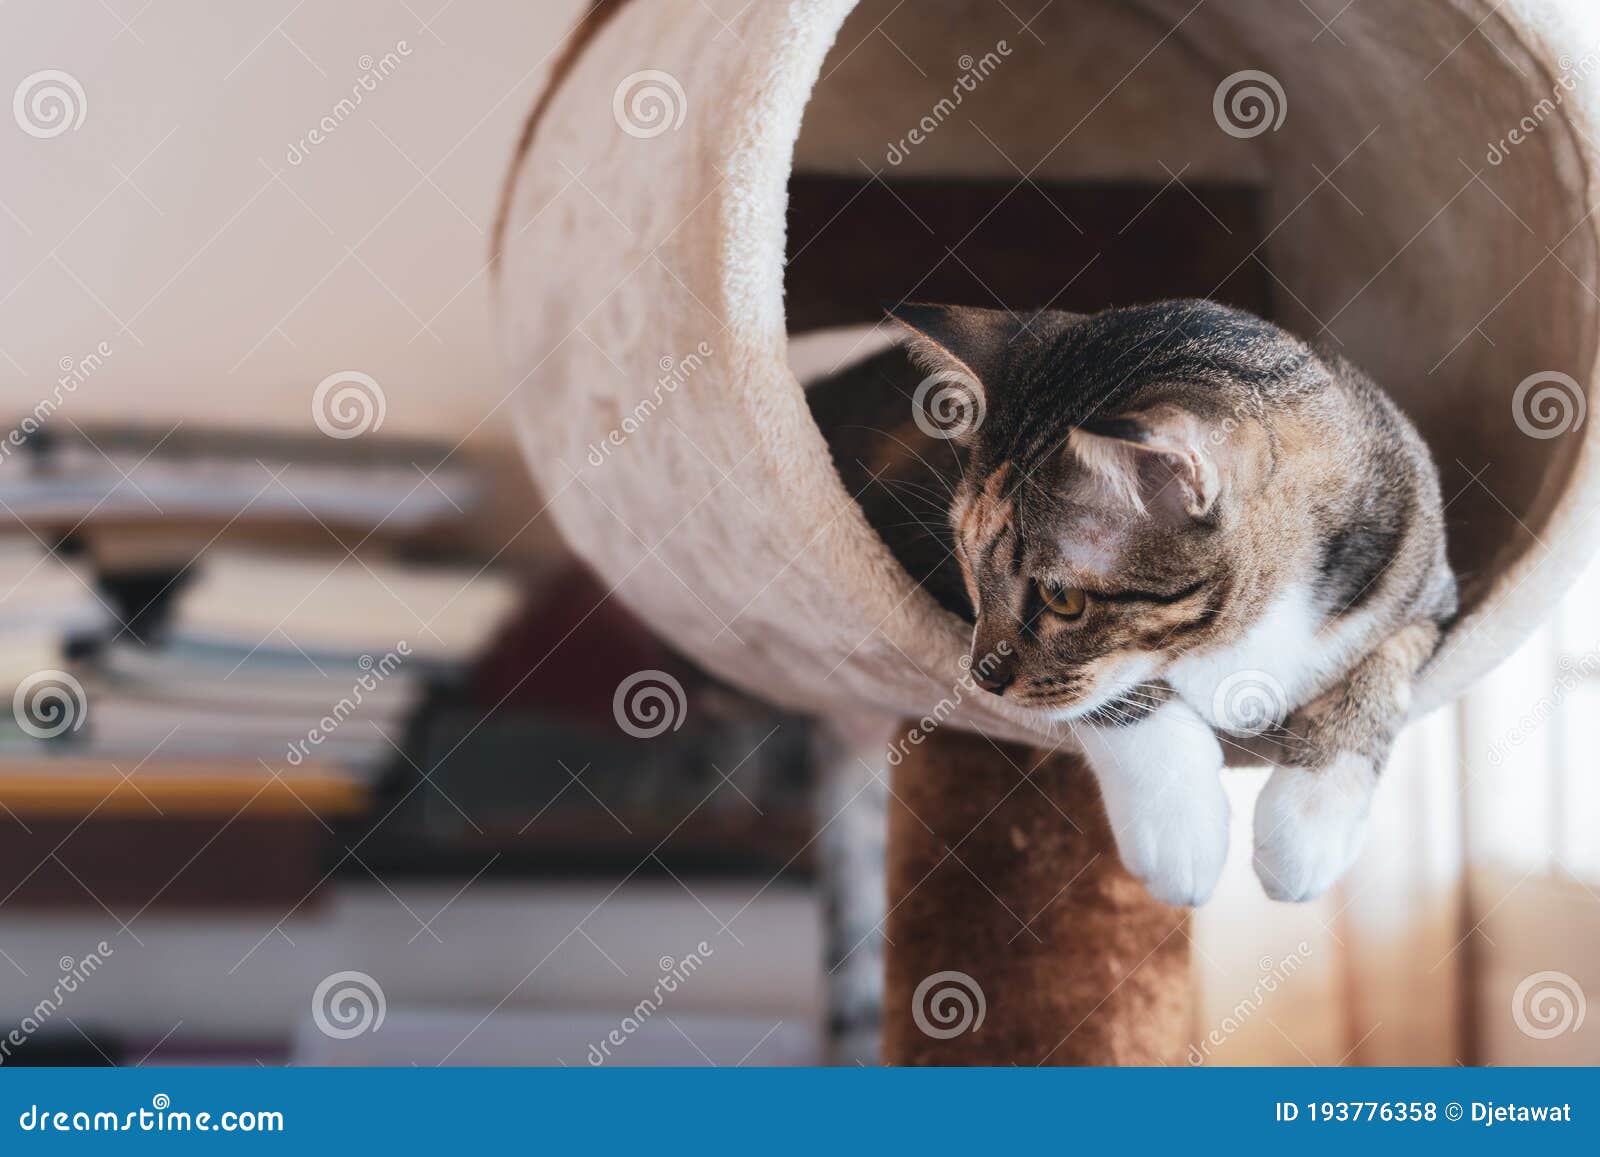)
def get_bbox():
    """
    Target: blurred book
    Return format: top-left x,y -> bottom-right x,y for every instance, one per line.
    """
361,708 -> 815,877
0,880 -> 820,1056
0,541 -> 112,683
0,539 -> 110,634
352,566 -> 818,880
0,424 -> 475,530
292,1008 -> 817,1067
167,549 -> 519,665
79,549 -> 520,768
100,641 -> 421,714
0,432 -> 527,911
77,694 -> 408,768
0,542 -> 113,755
